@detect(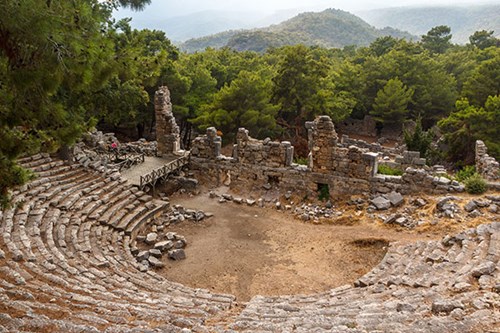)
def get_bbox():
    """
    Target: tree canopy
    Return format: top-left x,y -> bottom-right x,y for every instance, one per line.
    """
371,78 -> 414,125
1,14 -> 499,206
421,25 -> 453,54
0,0 -> 152,206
